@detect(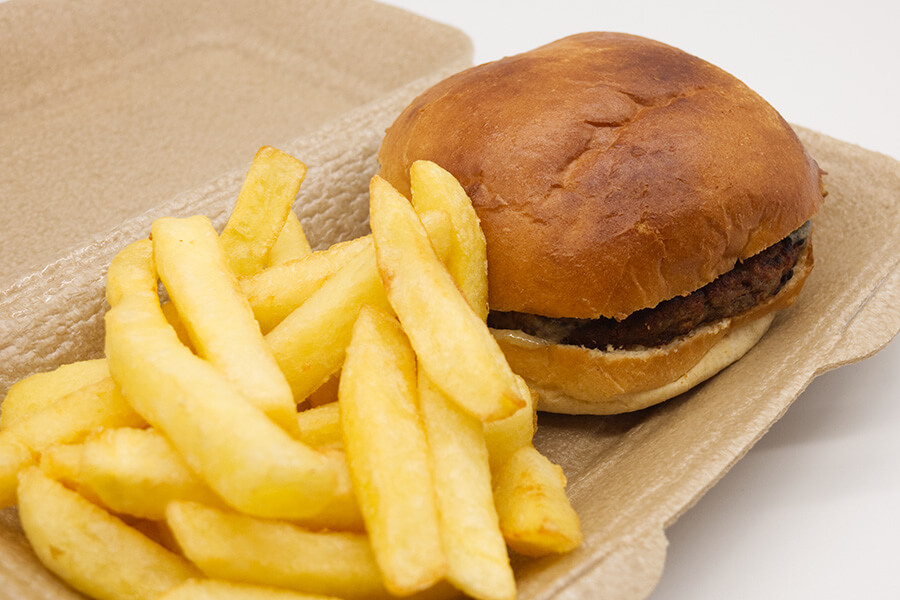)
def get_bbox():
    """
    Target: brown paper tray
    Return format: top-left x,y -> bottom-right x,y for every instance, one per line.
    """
1,1 -> 899,599
0,0 -> 472,289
